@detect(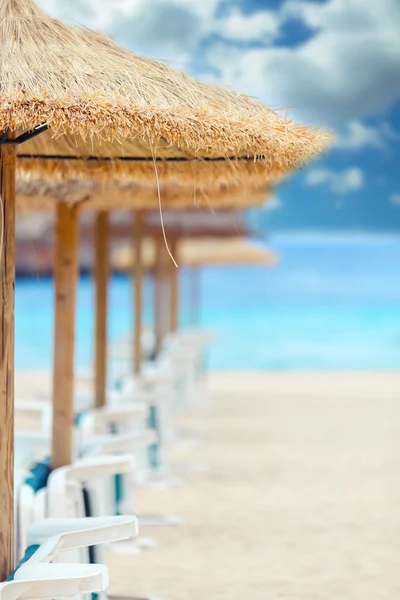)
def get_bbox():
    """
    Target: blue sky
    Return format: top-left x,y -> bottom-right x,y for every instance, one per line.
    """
38,0 -> 400,231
